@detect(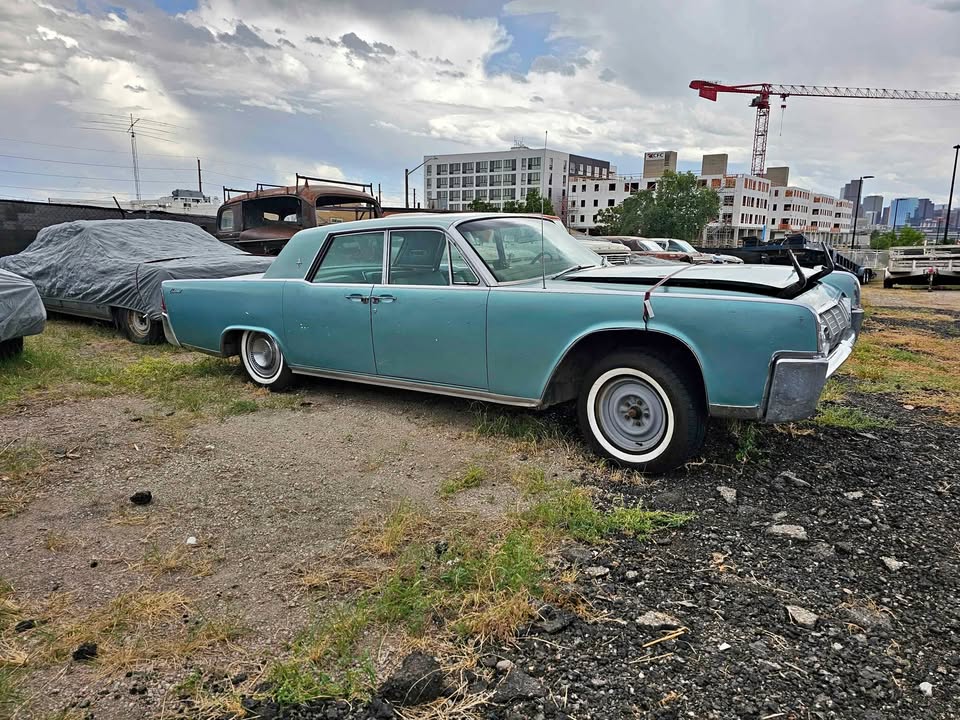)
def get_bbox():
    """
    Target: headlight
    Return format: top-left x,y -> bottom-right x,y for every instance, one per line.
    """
851,282 -> 861,309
